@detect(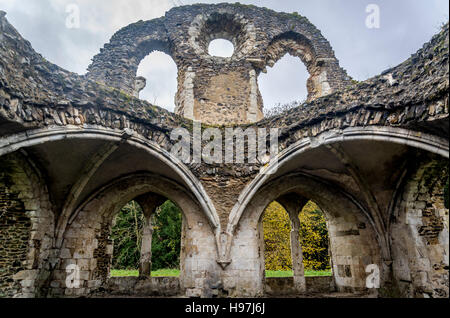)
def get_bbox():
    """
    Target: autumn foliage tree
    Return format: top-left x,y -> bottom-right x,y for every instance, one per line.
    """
263,201 -> 331,271
263,202 -> 292,271
299,201 -> 331,270
112,199 -> 330,273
